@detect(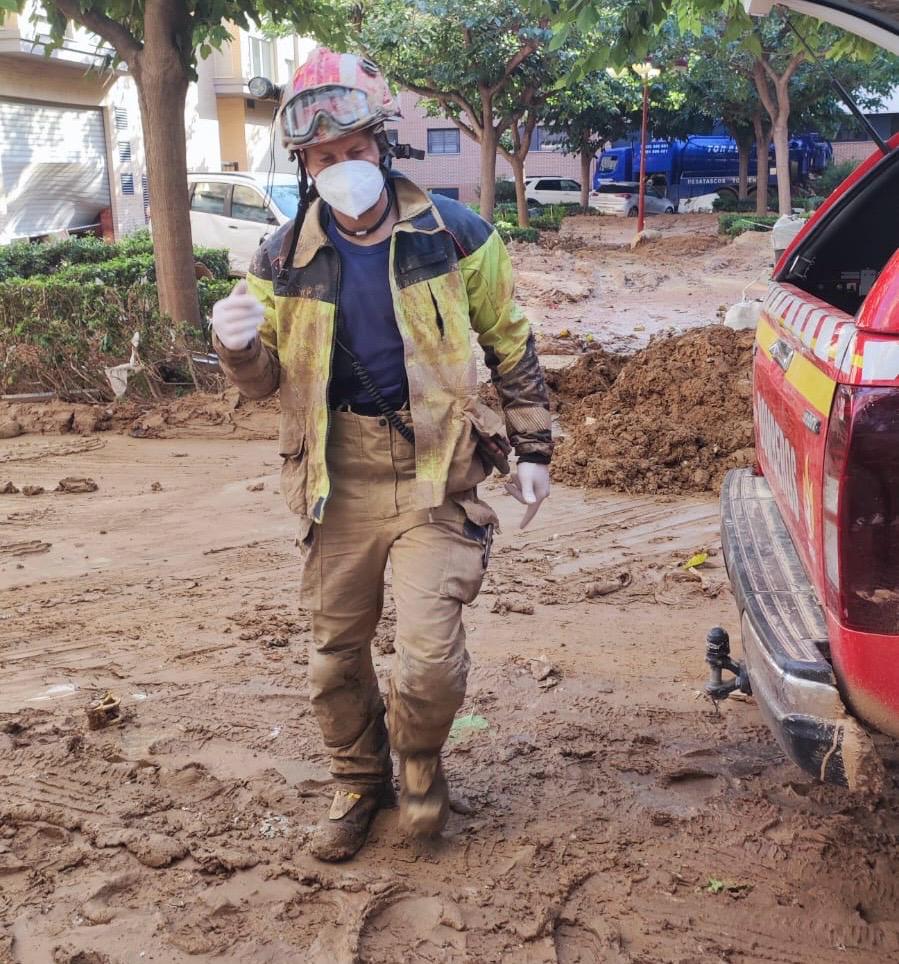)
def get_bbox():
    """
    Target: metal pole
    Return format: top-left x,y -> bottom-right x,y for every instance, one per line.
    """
637,79 -> 649,234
